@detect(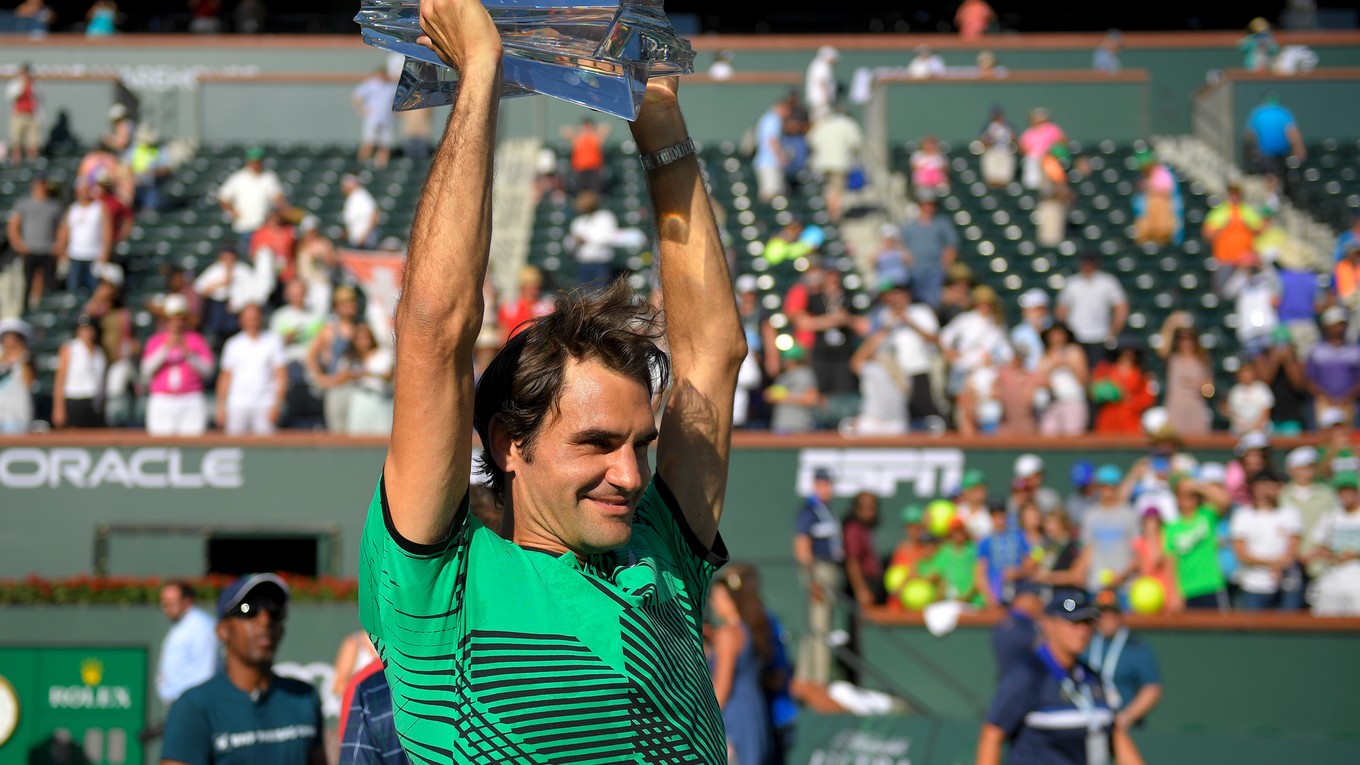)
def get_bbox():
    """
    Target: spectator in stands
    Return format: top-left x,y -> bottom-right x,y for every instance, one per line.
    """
753,98 -> 789,202
910,134 -> 949,197
781,92 -> 812,183
162,575 -> 322,765
0,320 -> 34,433
906,45 -> 946,79
352,67 -> 397,170
1224,252 -> 1280,359
804,46 -> 838,122
1162,473 -> 1231,611
82,267 -> 138,422
1010,453 -> 1063,515
307,285 -> 363,433
793,468 -> 843,684
250,207 -> 298,288
1132,149 -> 1181,246
941,285 -> 1008,424
1018,108 -> 1065,190
156,581 -> 218,712
1226,431 -> 1272,507
1258,325 -> 1310,435
1093,29 -> 1123,74
1332,212 -> 1360,263
218,147 -> 286,255
1335,241 -> 1360,334
1203,182 -> 1264,280
977,500 -> 1031,608
496,266 -> 554,343
128,127 -> 171,213
787,262 -> 861,412
888,504 -> 932,580
1066,461 -> 1098,530
271,279 -> 322,367
842,492 -> 885,609
1033,146 -> 1072,247
1225,360 -> 1275,435
937,262 -> 974,326
1091,343 -> 1155,434
1282,446 -> 1340,575
561,117 -> 610,194
1319,407 -> 1359,478
51,314 -> 106,429
1036,322 -> 1089,436
920,516 -> 982,606
7,173 -> 62,312
15,1 -> 54,35
850,280 -> 938,433
1033,508 -> 1084,597
872,226 -> 910,288
1010,289 -> 1050,370
6,63 -> 41,165
85,0 -> 118,36
708,565 -> 777,765
901,191 -> 959,309
1057,252 -> 1127,370
194,245 -> 257,344
978,106 -> 1017,188
1157,313 -> 1213,435
141,295 -> 213,436
216,303 -> 287,435
1131,508 -> 1180,613
343,323 -> 394,435
146,265 -> 202,330
767,345 -> 819,434
1078,464 -> 1140,600
1239,18 -> 1278,72
334,178 -> 379,253
708,50 -> 735,80
806,101 -> 862,224
565,191 -> 619,286
95,172 -> 133,244
1272,246 -> 1324,358
954,0 -> 995,39
1231,469 -> 1304,610
1306,306 -> 1360,424
1307,471 -> 1360,615
1086,593 -> 1162,728
1245,92 -> 1306,187
54,182 -> 111,295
